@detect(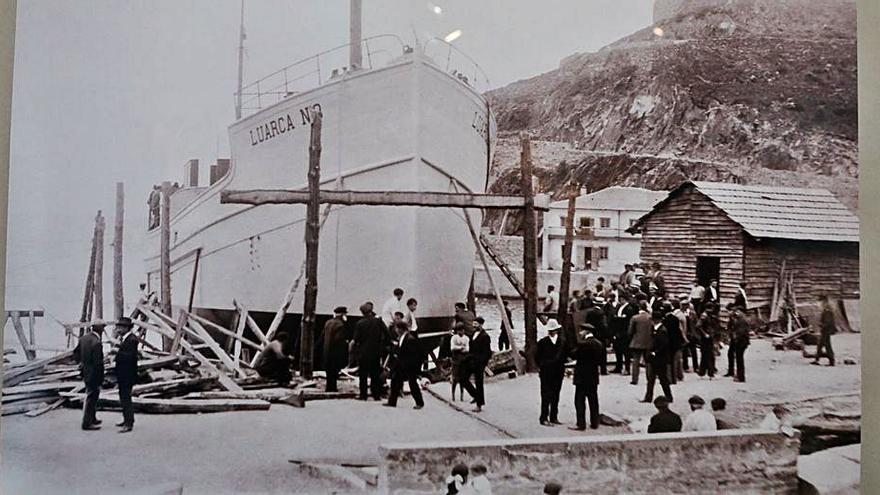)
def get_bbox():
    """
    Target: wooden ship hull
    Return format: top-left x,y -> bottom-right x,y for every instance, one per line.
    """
144,44 -> 496,332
